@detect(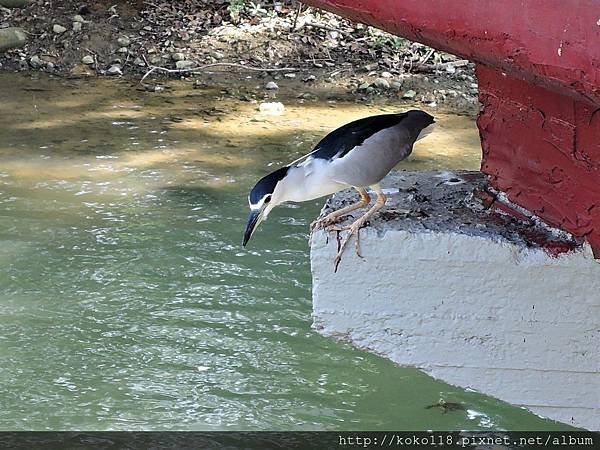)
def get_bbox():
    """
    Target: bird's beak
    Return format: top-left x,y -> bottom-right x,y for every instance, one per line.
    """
243,209 -> 262,247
